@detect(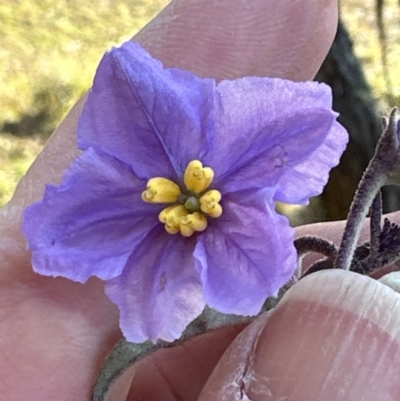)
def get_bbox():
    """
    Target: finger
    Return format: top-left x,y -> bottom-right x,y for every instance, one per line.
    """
135,0 -> 338,81
0,275 -> 121,401
122,324 -> 245,401
1,0 -> 339,242
199,270 -> 400,401
93,324 -> 246,401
